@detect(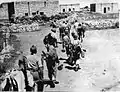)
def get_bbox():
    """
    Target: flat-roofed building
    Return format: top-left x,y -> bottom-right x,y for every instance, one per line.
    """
59,3 -> 80,13
90,3 -> 119,14
0,0 -> 59,21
